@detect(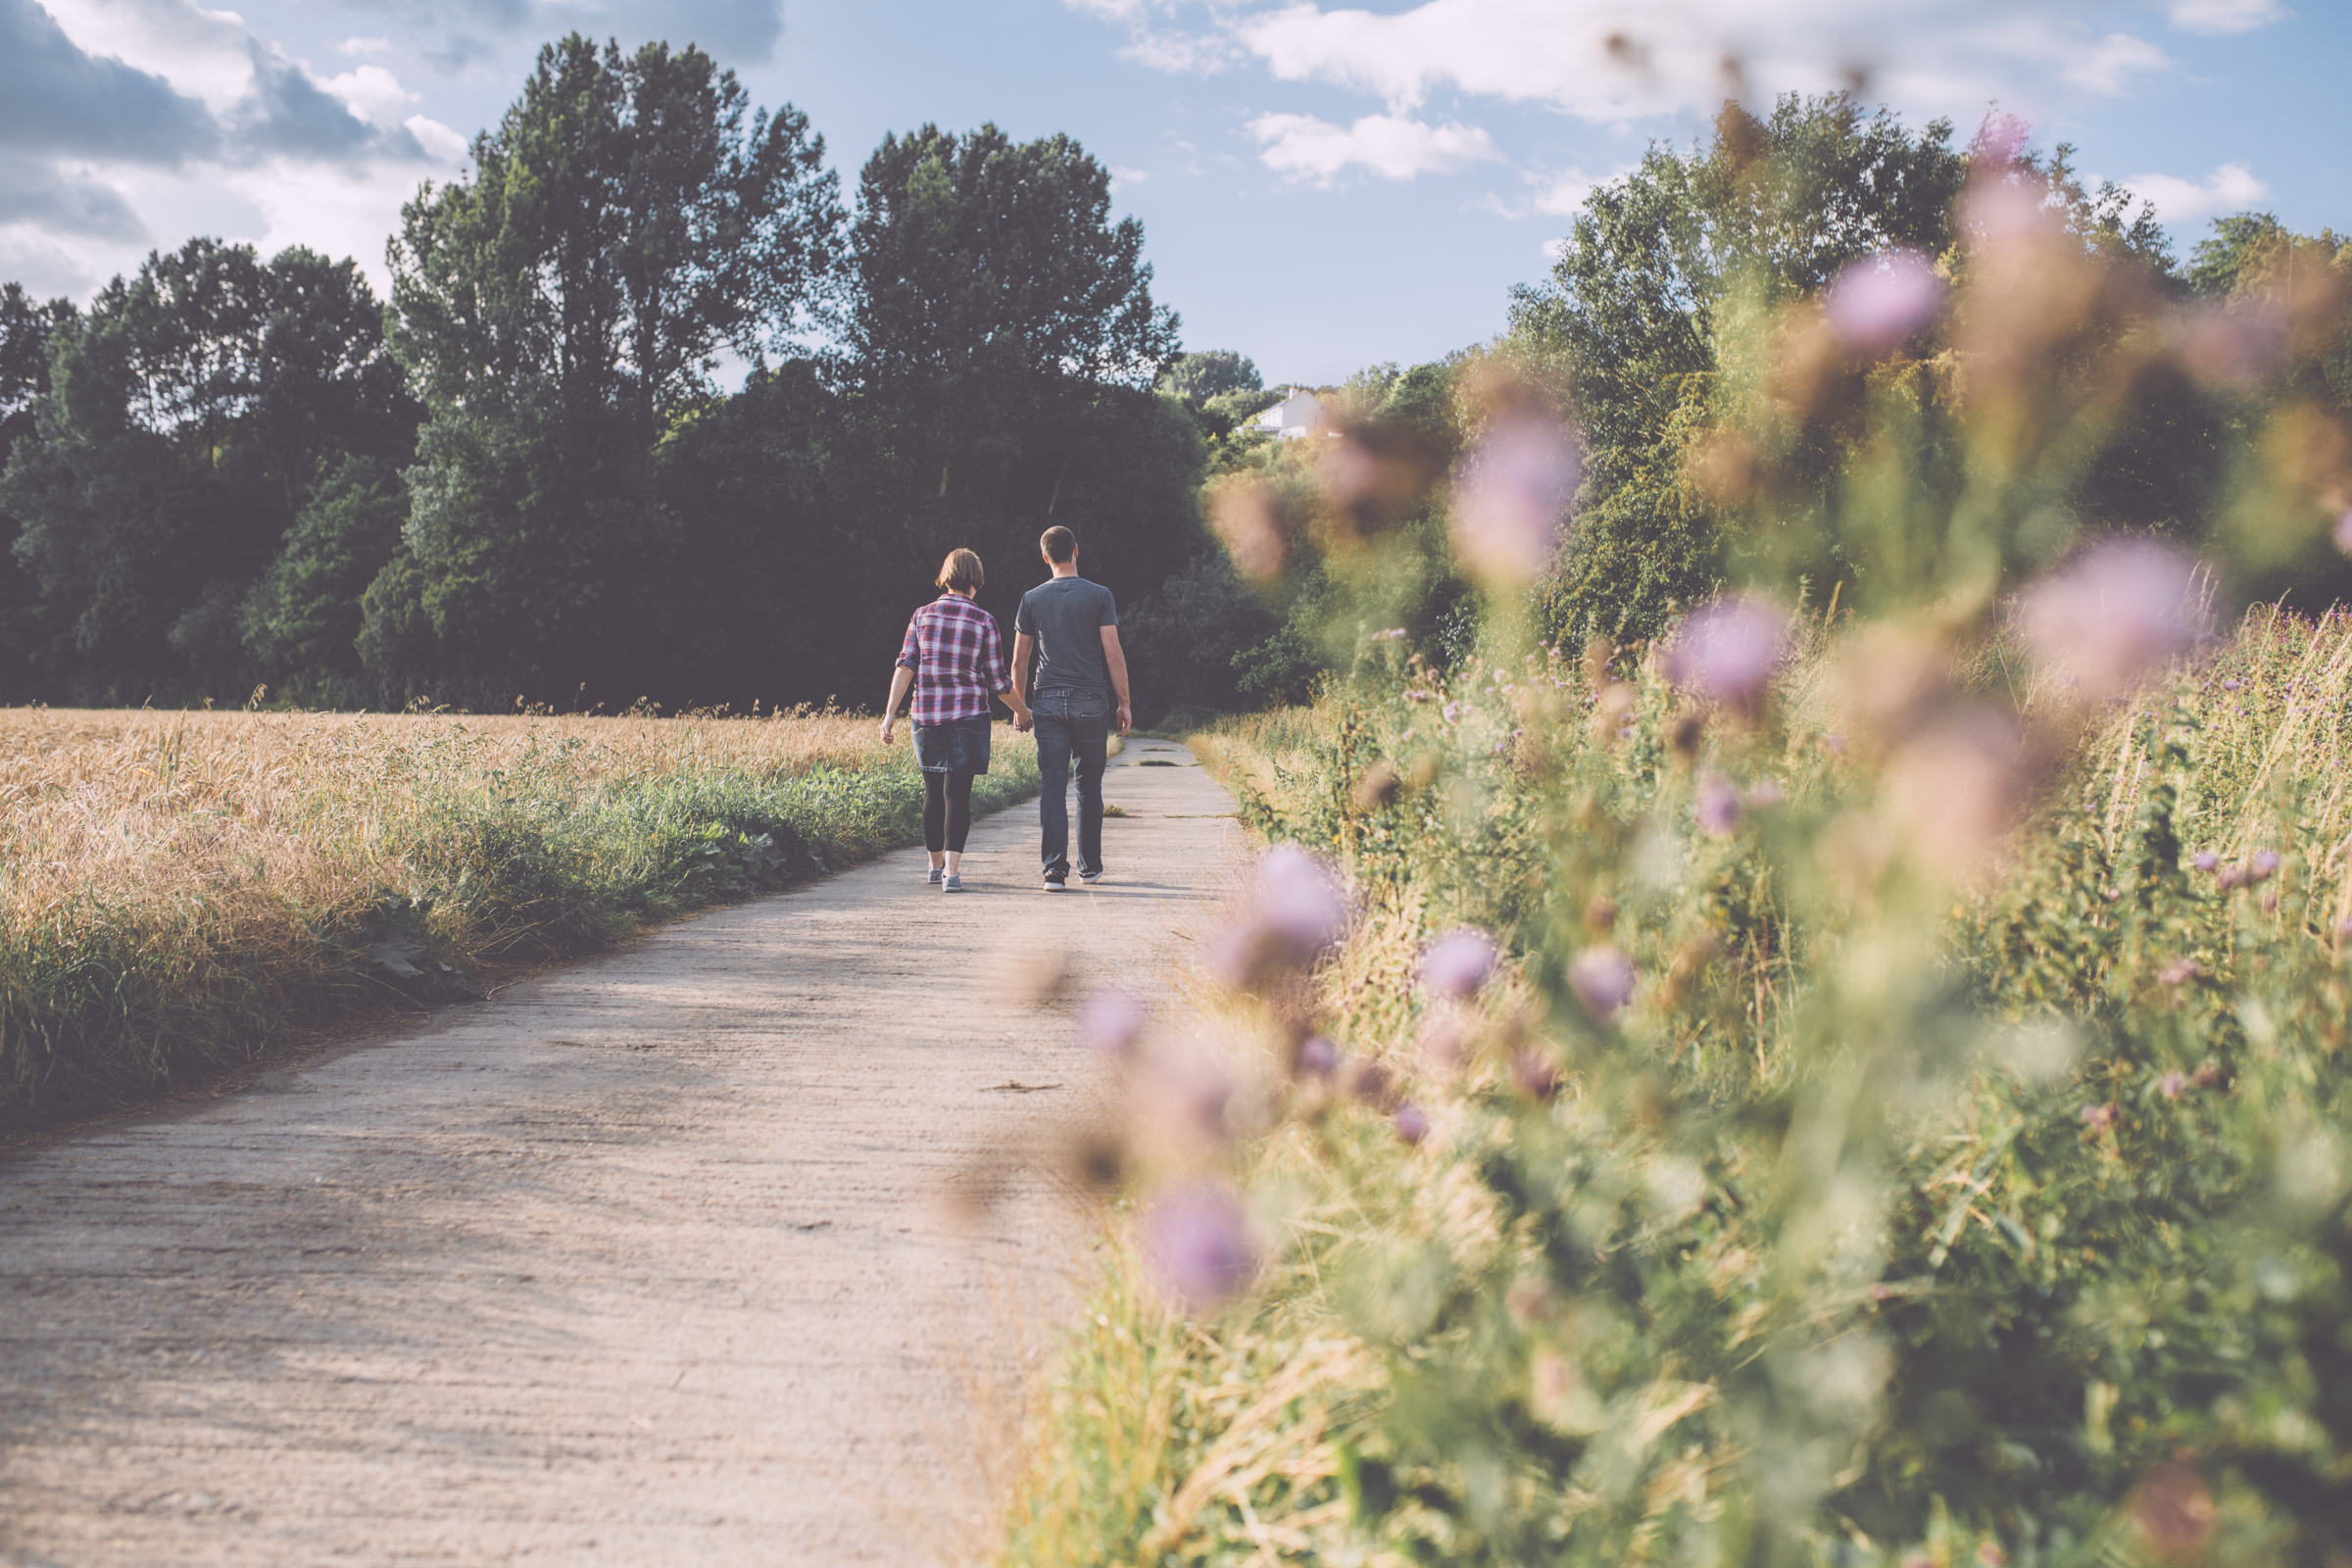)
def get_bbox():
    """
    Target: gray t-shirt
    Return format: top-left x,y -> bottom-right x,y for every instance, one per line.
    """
1014,575 -> 1119,698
